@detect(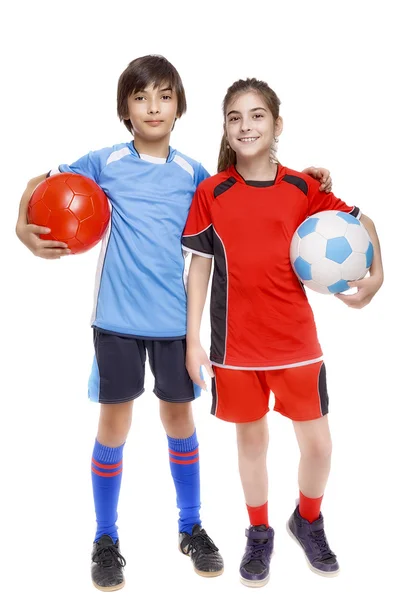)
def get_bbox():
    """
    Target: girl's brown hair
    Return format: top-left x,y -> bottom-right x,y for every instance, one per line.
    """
217,78 -> 281,172
117,55 -> 187,134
